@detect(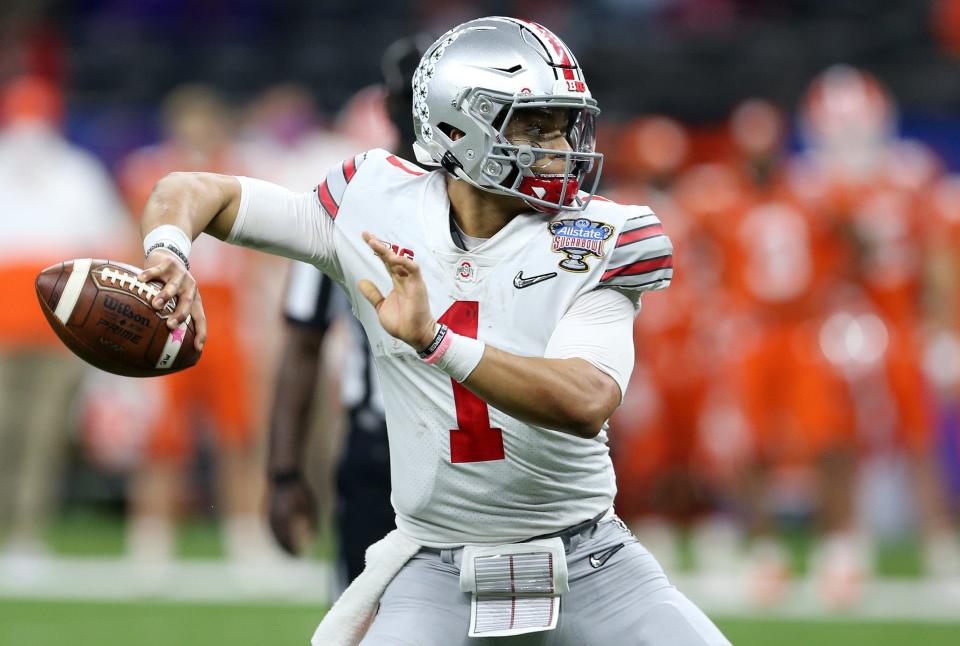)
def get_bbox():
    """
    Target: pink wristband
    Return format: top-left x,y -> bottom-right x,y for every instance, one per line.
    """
423,329 -> 454,364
